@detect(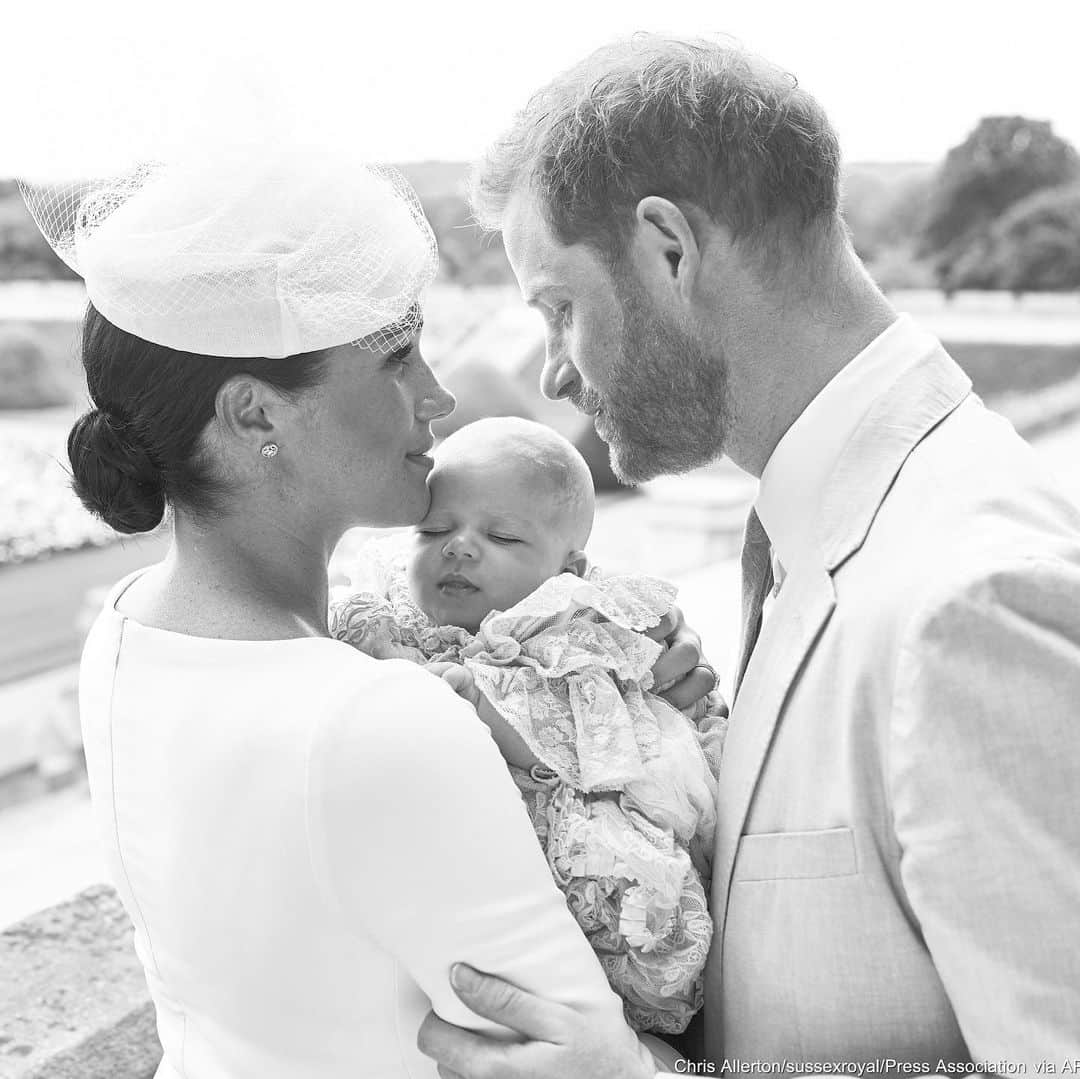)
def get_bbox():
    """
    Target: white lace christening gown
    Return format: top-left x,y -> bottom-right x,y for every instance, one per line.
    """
331,555 -> 728,1035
